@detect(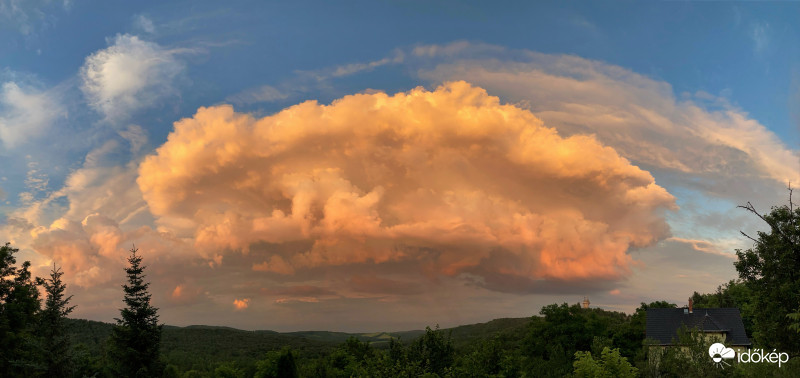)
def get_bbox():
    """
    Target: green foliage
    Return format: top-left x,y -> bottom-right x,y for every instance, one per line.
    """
734,201 -> 800,354
454,336 -> 507,377
573,350 -> 604,377
108,247 -> 165,377
523,303 -> 631,377
360,336 -> 422,377
573,347 -> 637,378
445,317 -> 529,350
72,342 -> 106,377
343,336 -> 372,363
162,364 -> 180,378
254,347 -> 298,378
182,370 -> 204,378
407,325 -> 455,377
0,242 -> 42,377
787,307 -> 800,333
213,362 -> 245,378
